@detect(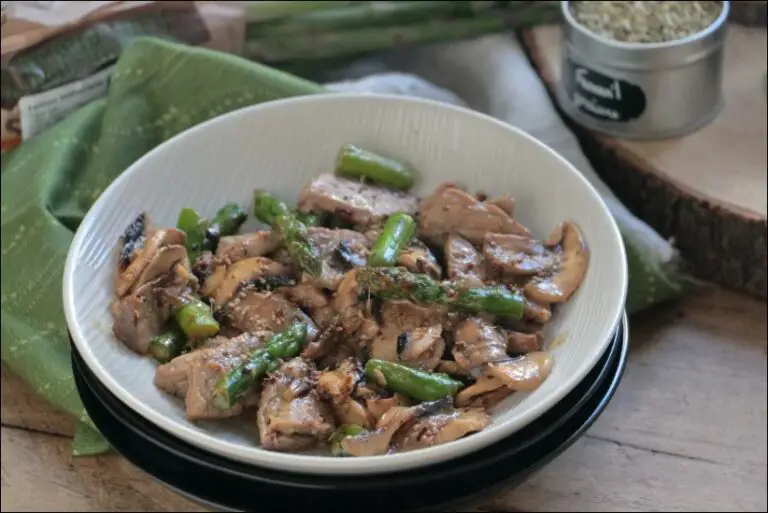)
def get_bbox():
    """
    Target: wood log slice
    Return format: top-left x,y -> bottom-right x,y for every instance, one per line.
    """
521,23 -> 767,299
